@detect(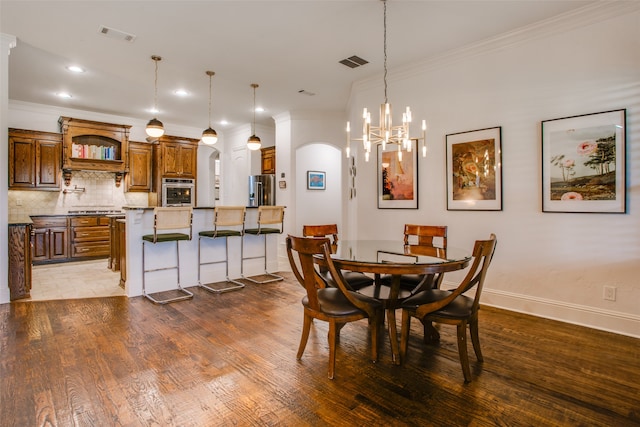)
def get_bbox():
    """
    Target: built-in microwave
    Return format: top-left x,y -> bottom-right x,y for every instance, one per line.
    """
162,178 -> 195,207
